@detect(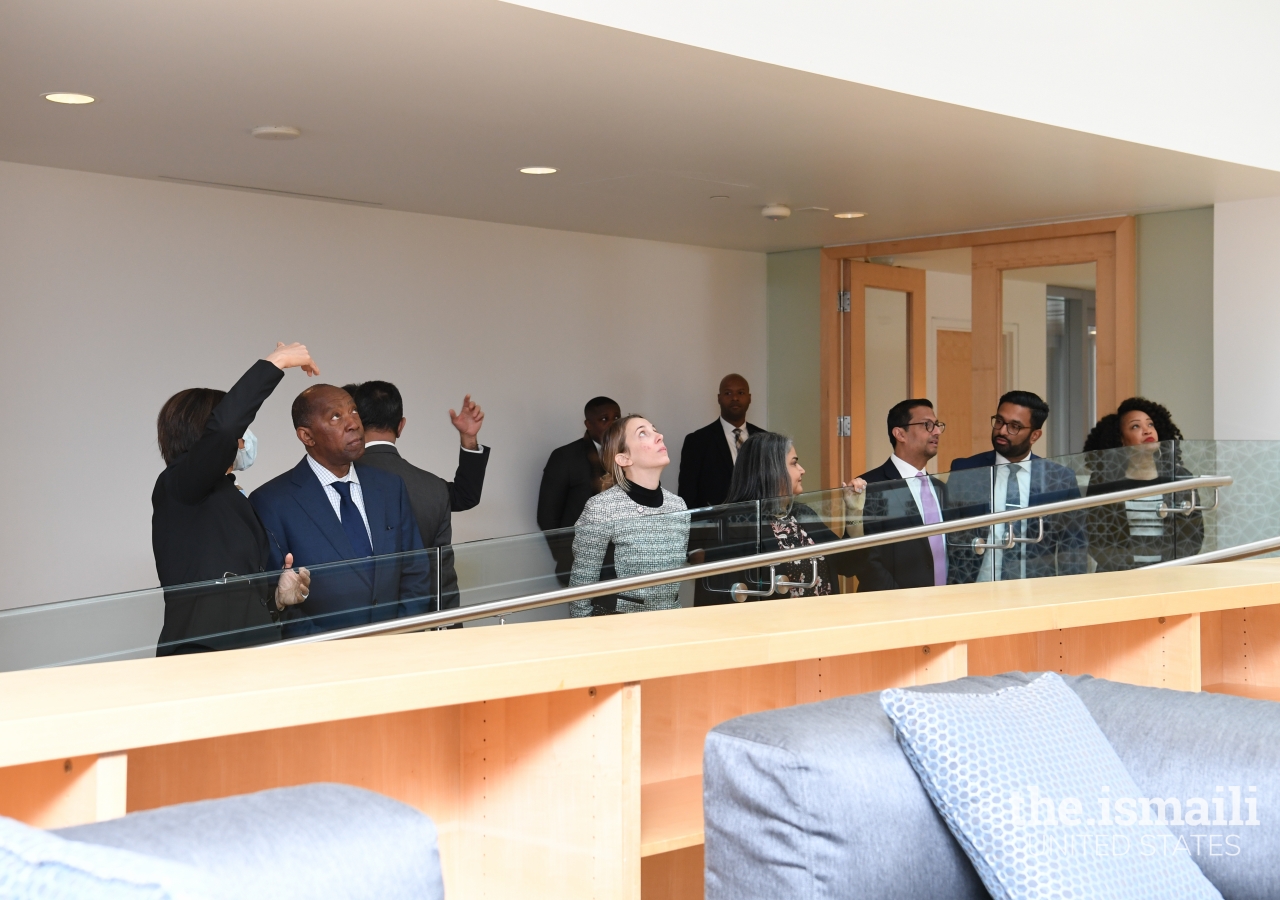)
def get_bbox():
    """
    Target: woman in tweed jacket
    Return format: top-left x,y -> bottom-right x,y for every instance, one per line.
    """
569,415 -> 690,616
